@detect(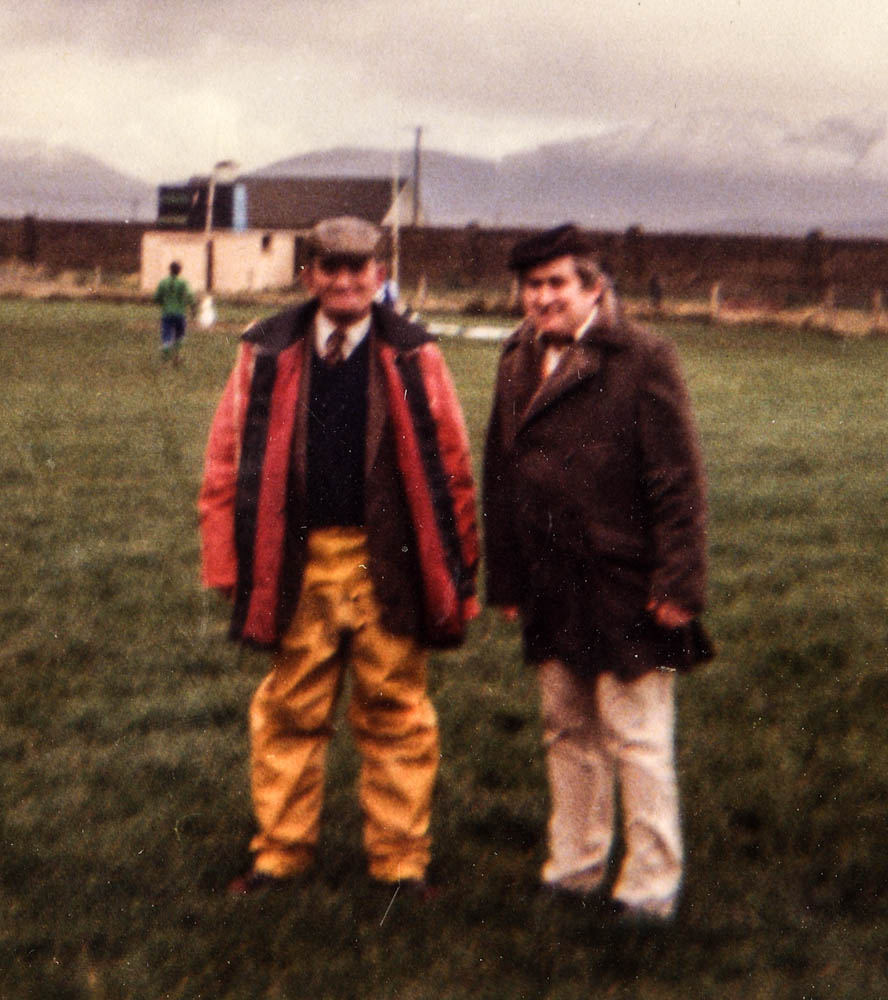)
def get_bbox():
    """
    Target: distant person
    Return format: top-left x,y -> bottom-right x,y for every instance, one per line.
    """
483,225 -> 713,921
649,273 -> 664,310
375,277 -> 401,310
199,216 -> 479,897
153,261 -> 194,364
